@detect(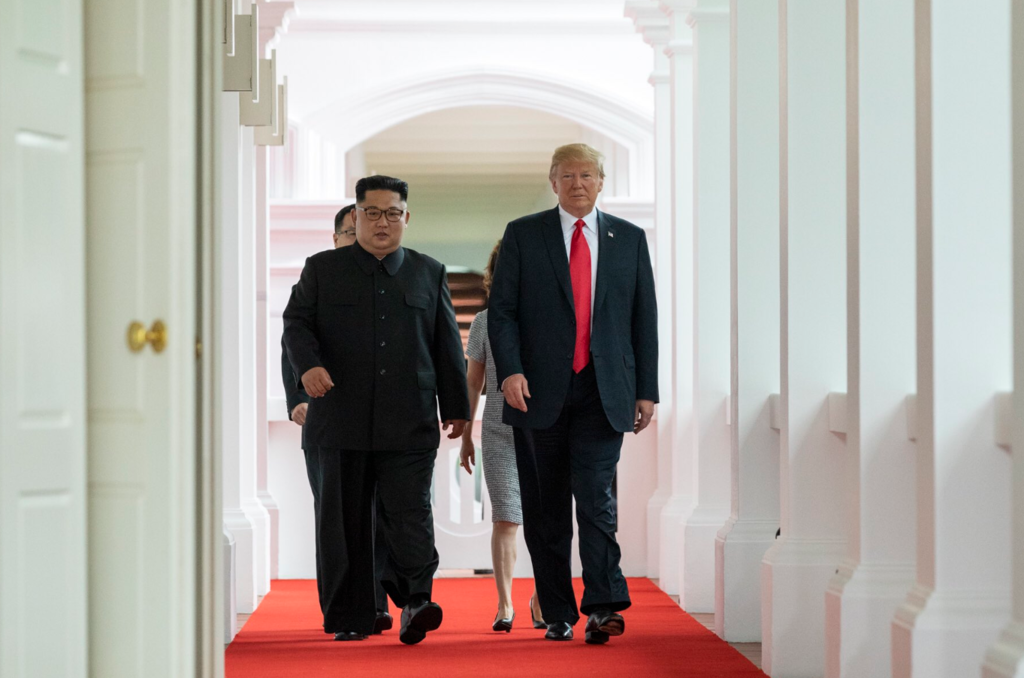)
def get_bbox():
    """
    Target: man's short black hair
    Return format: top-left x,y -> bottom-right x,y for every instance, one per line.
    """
334,204 -> 356,234
355,175 -> 409,203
